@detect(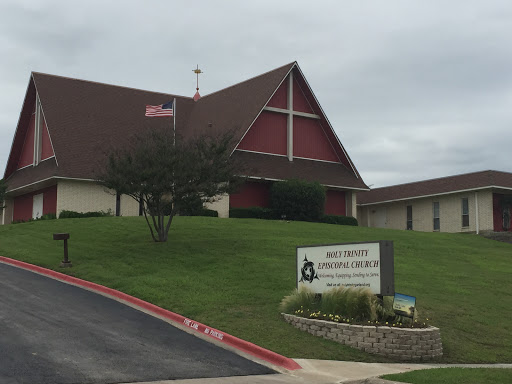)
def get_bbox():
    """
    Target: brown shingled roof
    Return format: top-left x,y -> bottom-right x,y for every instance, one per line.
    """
184,62 -> 294,142
5,62 -> 366,193
233,151 -> 368,190
357,170 -> 512,205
